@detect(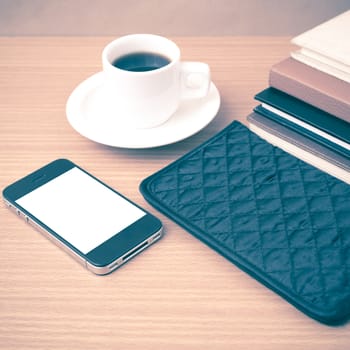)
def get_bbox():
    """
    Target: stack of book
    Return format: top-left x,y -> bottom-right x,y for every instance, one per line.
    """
248,10 -> 350,184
